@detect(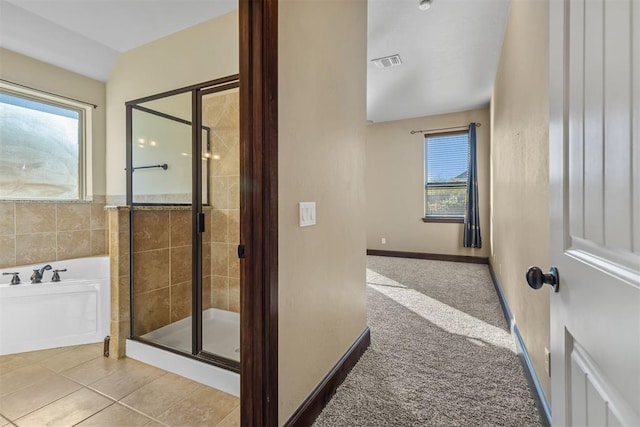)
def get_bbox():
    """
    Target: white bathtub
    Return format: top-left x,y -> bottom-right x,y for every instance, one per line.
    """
0,256 -> 110,356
